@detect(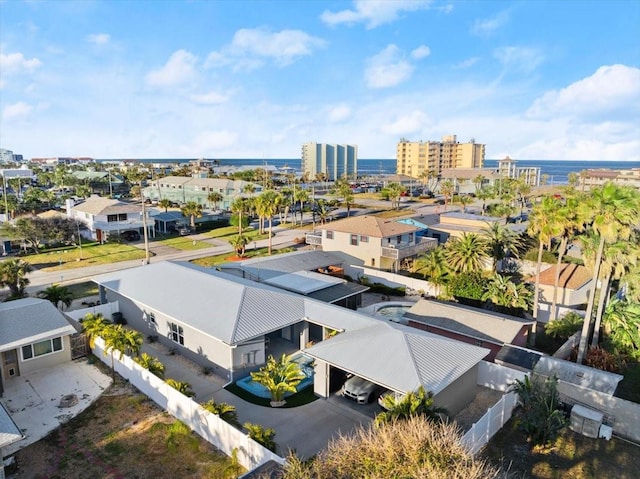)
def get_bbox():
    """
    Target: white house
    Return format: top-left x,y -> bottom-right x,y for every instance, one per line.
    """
66,196 -> 154,243
306,215 -> 437,271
